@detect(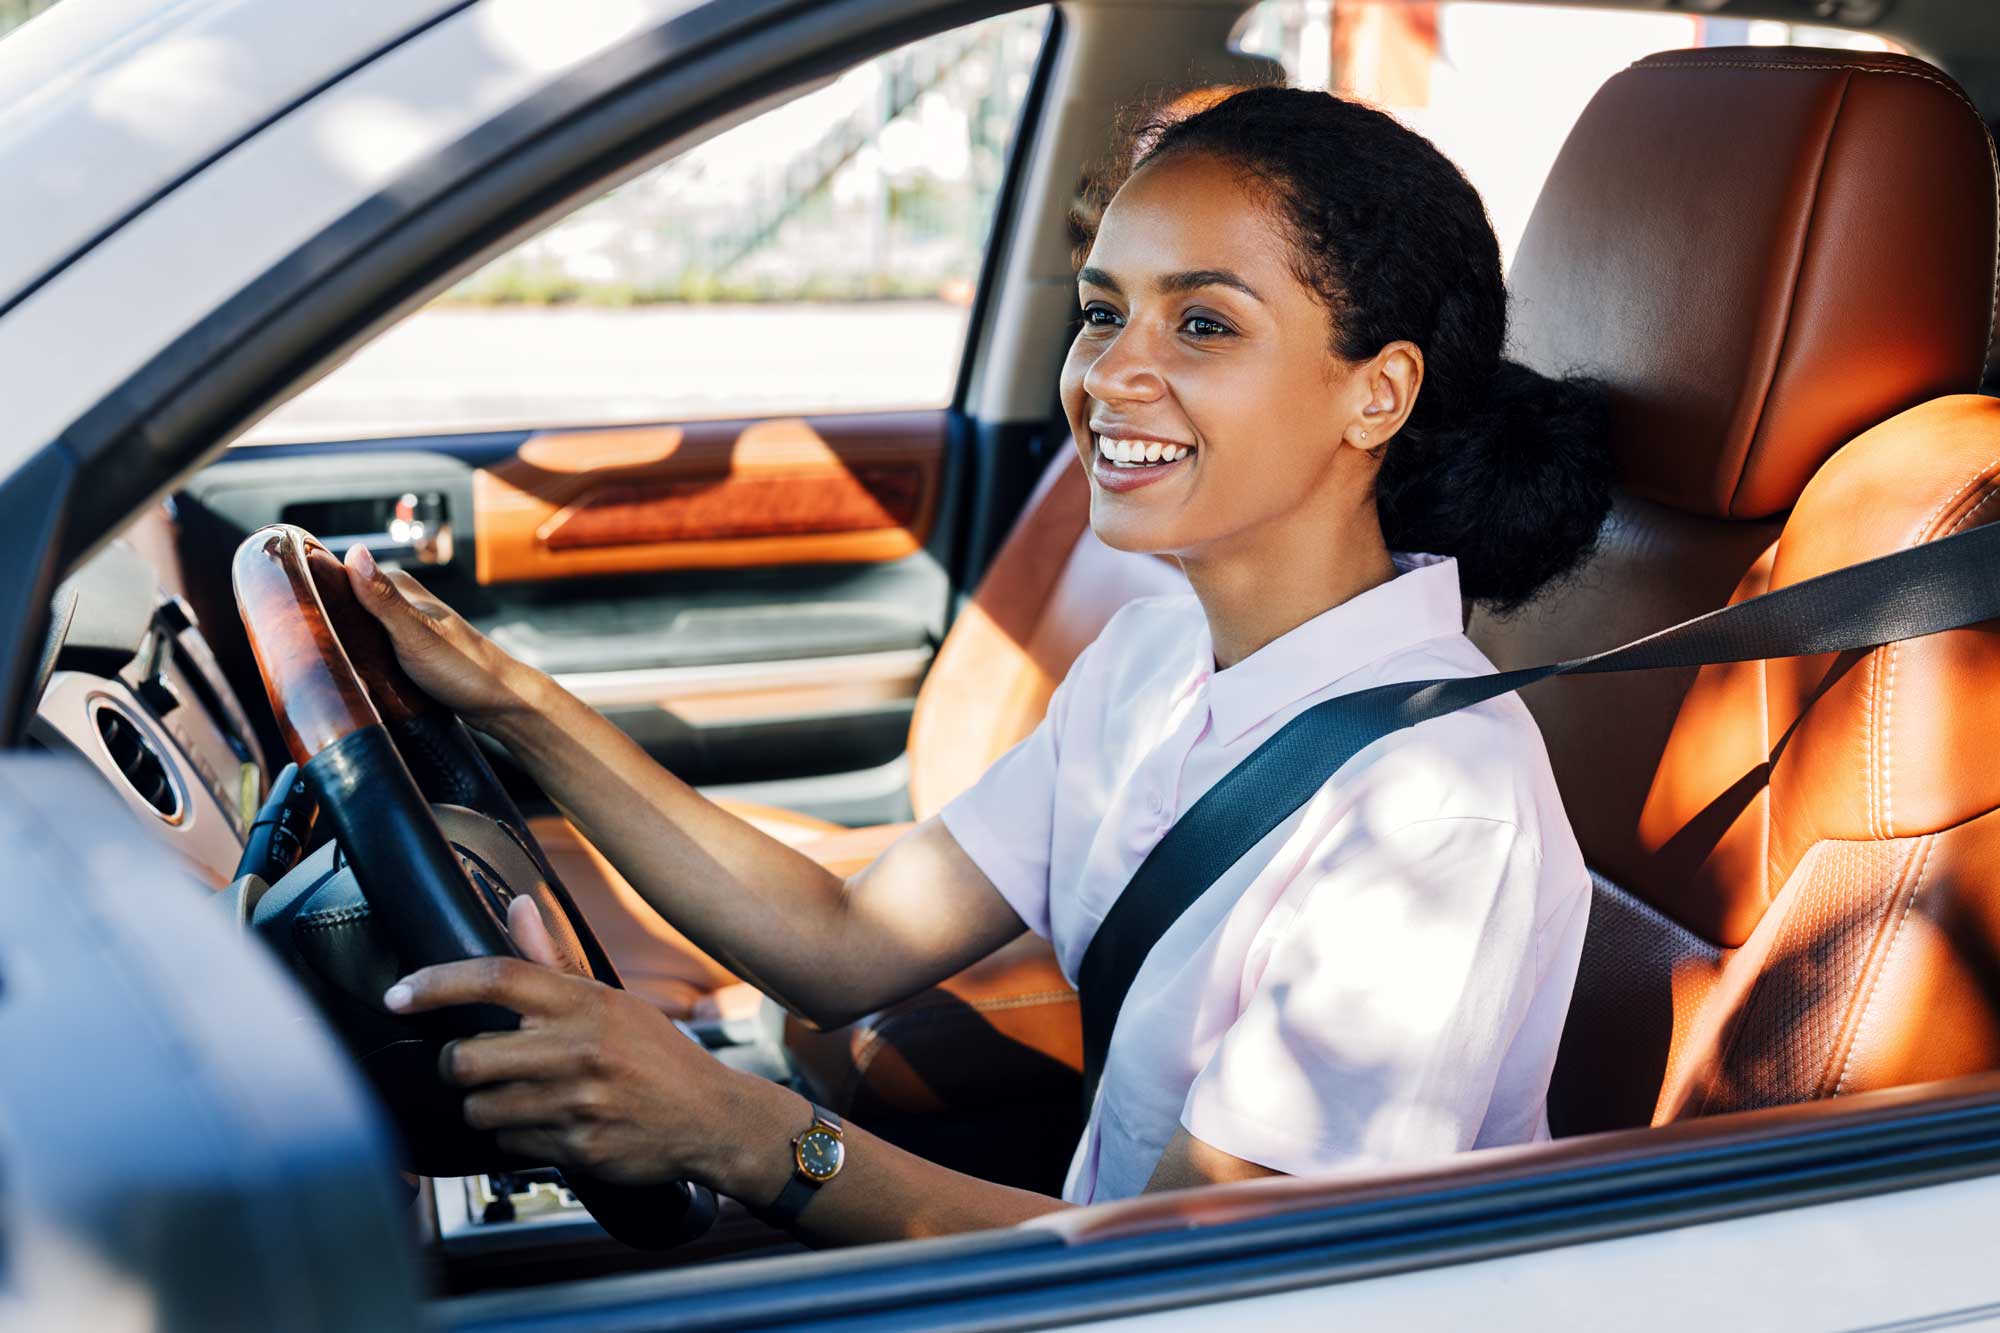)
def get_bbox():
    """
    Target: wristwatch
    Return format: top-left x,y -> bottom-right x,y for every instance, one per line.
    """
762,1101 -> 845,1225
